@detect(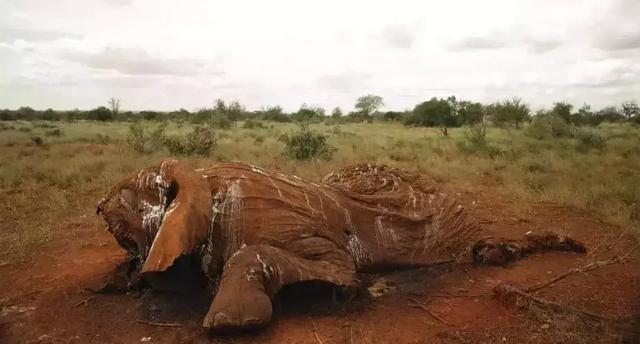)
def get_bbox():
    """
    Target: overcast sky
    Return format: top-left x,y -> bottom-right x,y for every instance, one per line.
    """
1,0 -> 639,112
